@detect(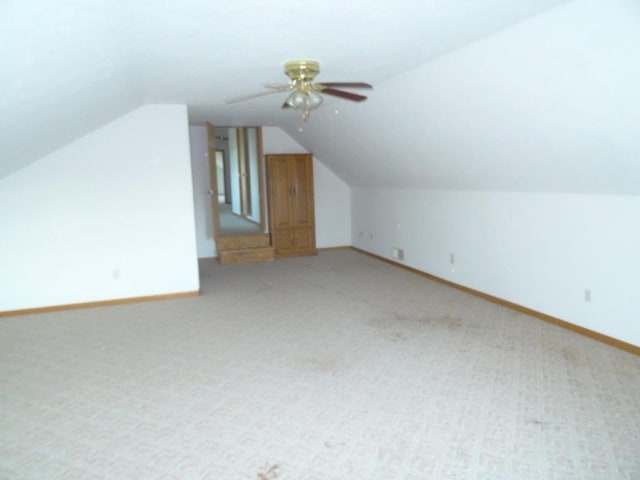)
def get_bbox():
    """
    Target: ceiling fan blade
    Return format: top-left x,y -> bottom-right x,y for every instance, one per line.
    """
318,82 -> 373,89
225,86 -> 291,104
264,82 -> 293,89
321,88 -> 368,102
